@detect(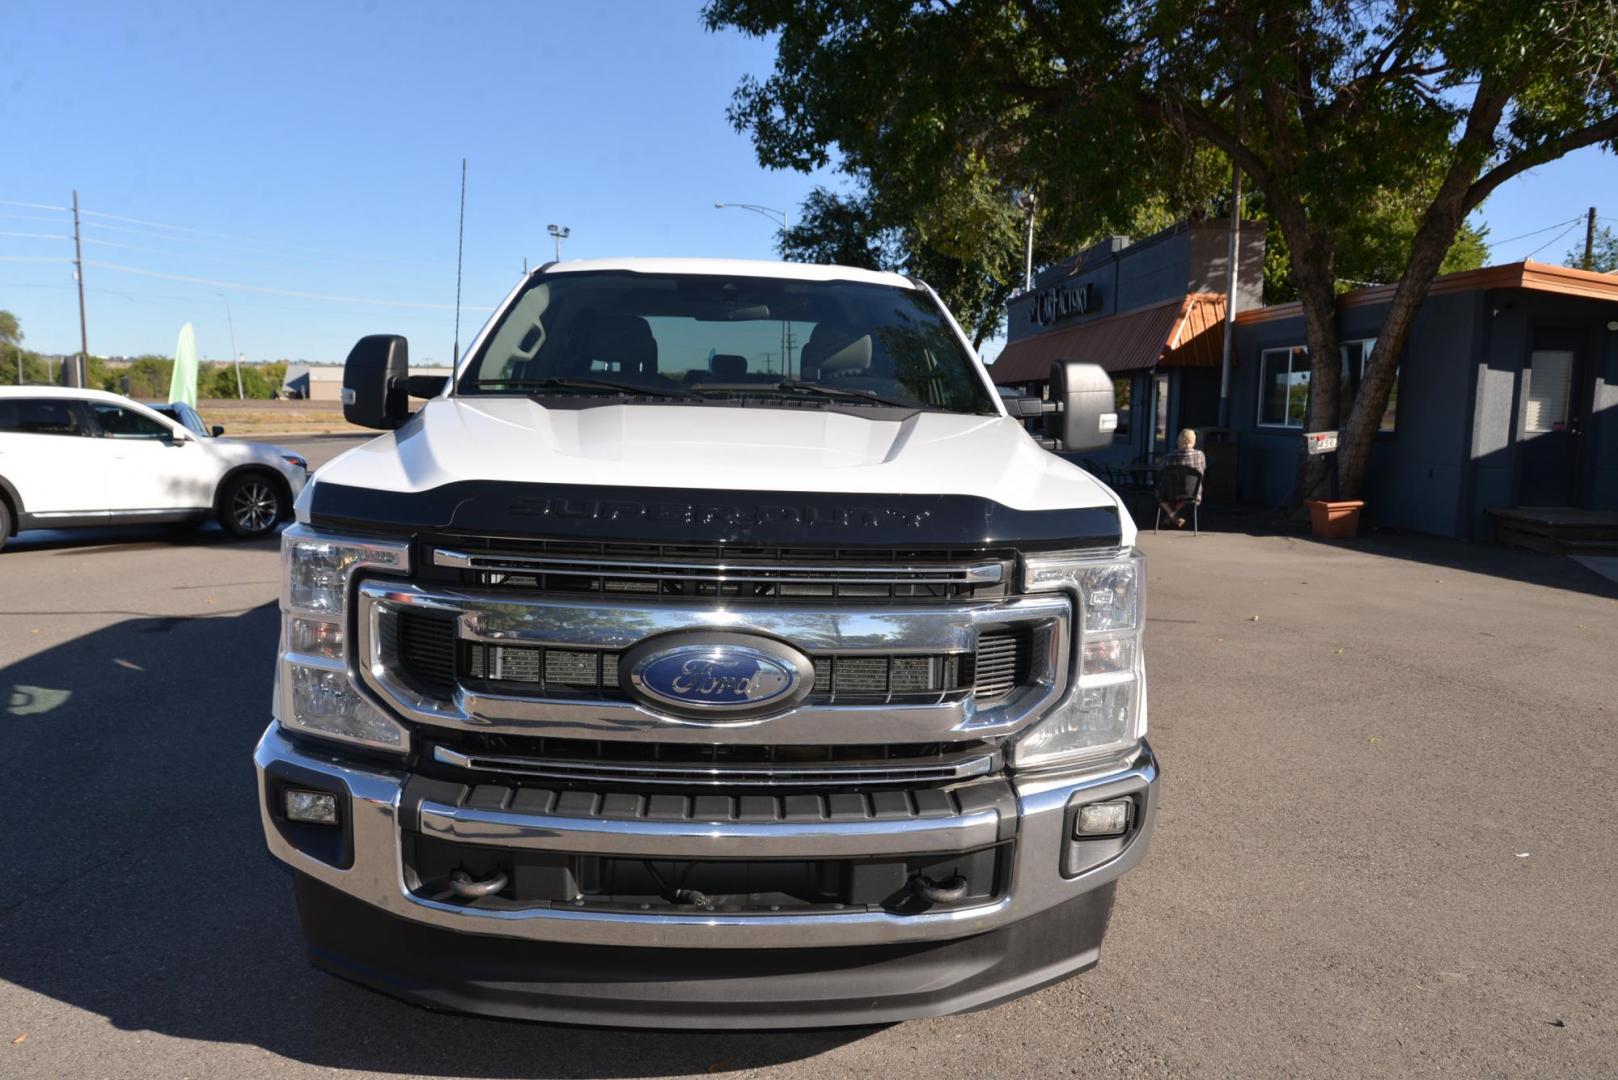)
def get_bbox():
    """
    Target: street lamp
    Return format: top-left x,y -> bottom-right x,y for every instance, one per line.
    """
218,293 -> 244,400
715,202 -> 795,374
1011,190 -> 1037,293
714,202 -> 790,231
547,224 -> 571,262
